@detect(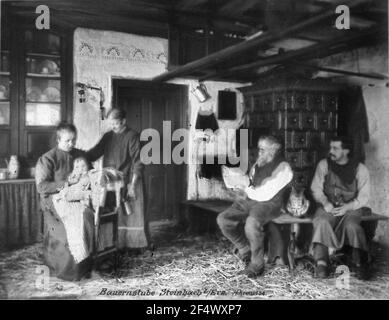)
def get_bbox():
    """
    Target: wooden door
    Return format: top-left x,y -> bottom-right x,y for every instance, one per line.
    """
113,80 -> 187,222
